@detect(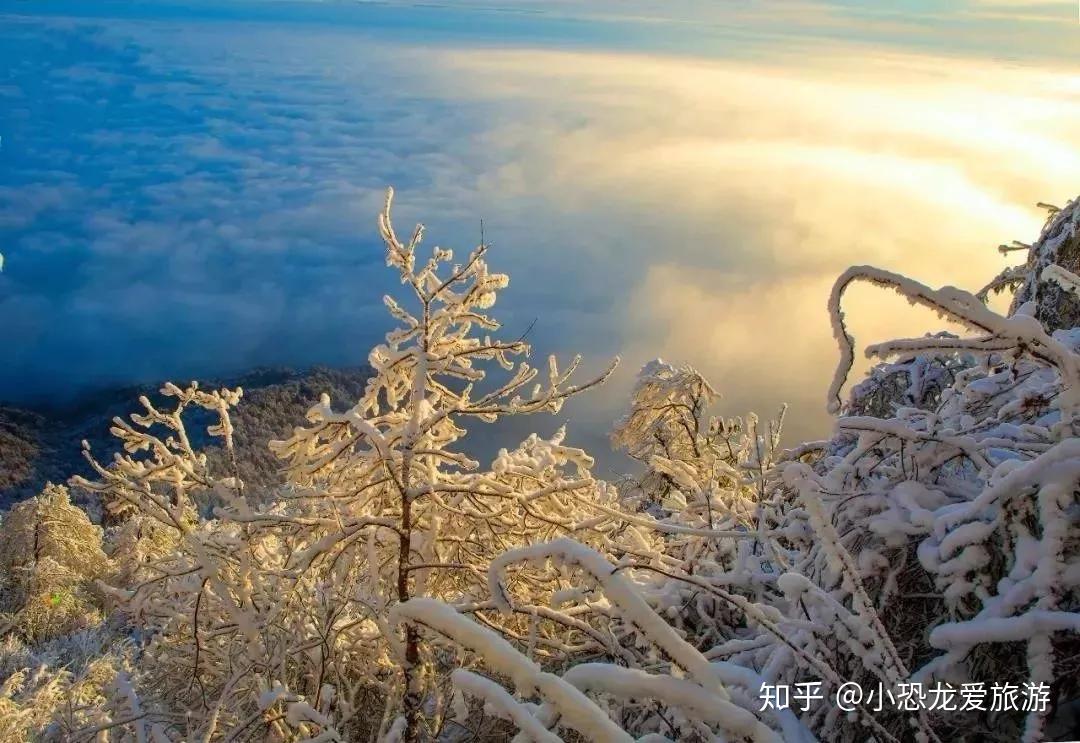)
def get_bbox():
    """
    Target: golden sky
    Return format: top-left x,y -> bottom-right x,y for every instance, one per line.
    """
424,41 -> 1080,443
